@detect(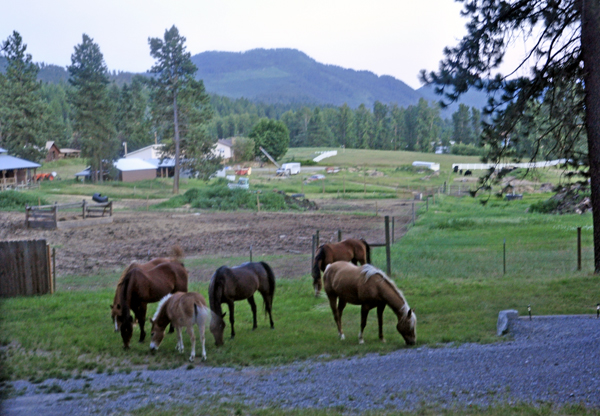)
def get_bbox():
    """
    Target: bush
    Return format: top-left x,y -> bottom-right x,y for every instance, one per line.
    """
529,198 -> 560,214
0,191 -> 48,210
451,143 -> 485,156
